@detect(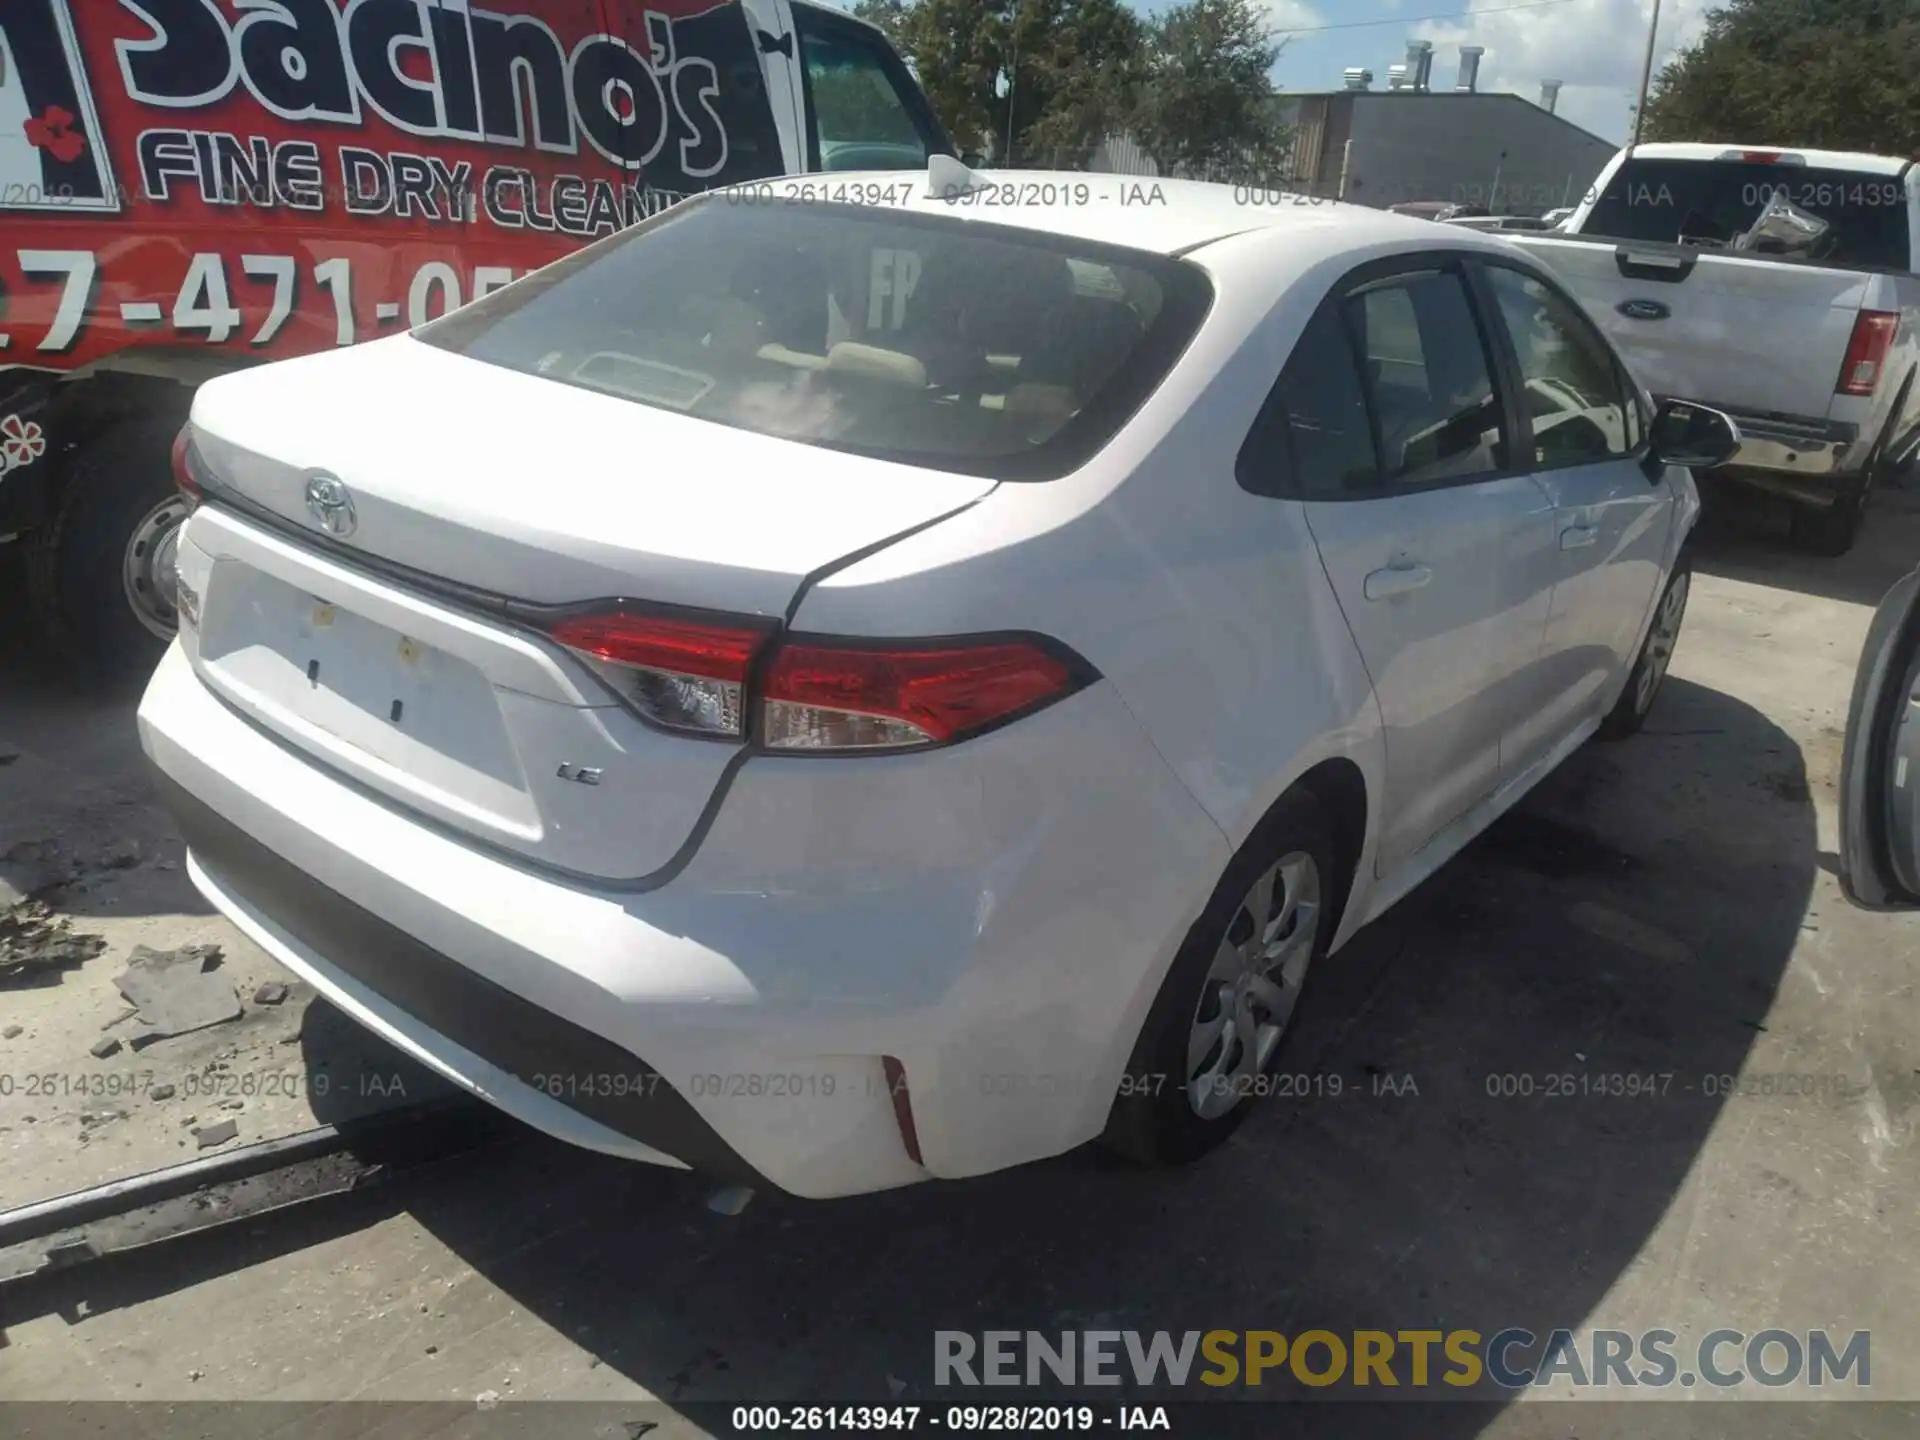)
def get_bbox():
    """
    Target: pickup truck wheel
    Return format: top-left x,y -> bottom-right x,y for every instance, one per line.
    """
1789,491 -> 1865,558
24,422 -> 183,683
